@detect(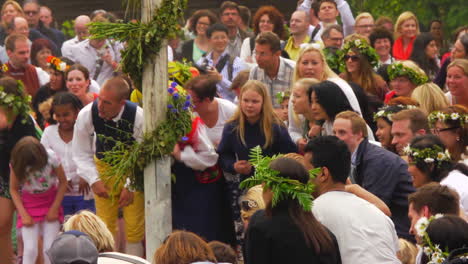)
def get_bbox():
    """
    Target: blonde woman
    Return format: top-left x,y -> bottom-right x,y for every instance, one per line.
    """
354,12 -> 374,38
411,82 -> 449,114
239,185 -> 265,229
63,210 -> 115,253
1,0 -> 23,28
289,45 -> 363,149
392,11 -> 420,60
446,58 -> 468,107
